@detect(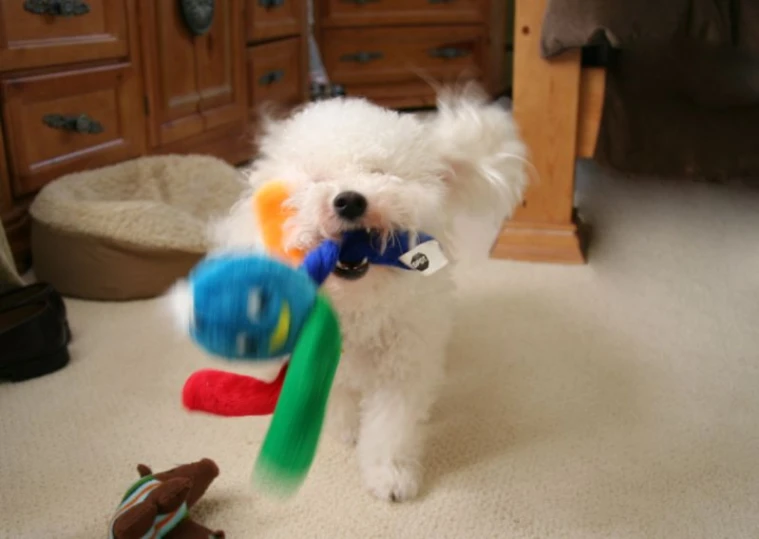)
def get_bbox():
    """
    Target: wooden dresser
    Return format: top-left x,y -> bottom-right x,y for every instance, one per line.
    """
315,0 -> 510,109
0,0 -> 308,270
